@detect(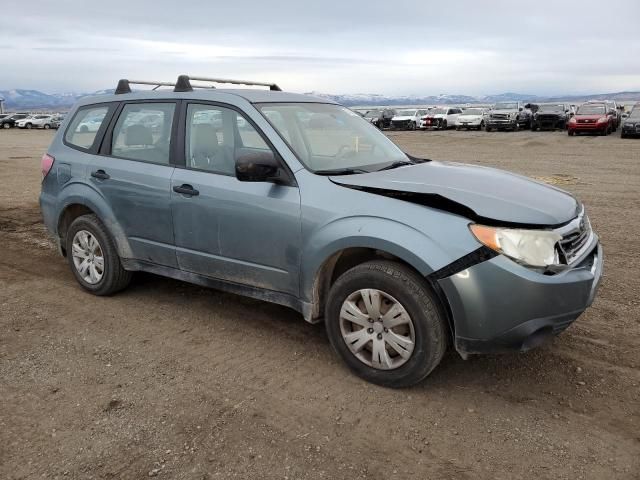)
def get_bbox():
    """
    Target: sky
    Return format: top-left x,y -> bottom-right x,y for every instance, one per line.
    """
1,0 -> 639,96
